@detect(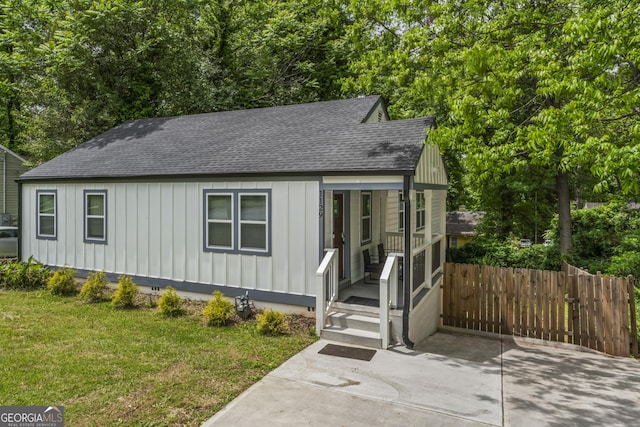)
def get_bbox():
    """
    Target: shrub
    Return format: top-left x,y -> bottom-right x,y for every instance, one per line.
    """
202,291 -> 234,326
157,286 -> 185,317
0,257 -> 50,290
111,275 -> 138,308
448,237 -> 562,271
79,271 -> 108,303
47,267 -> 77,296
256,309 -> 289,335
